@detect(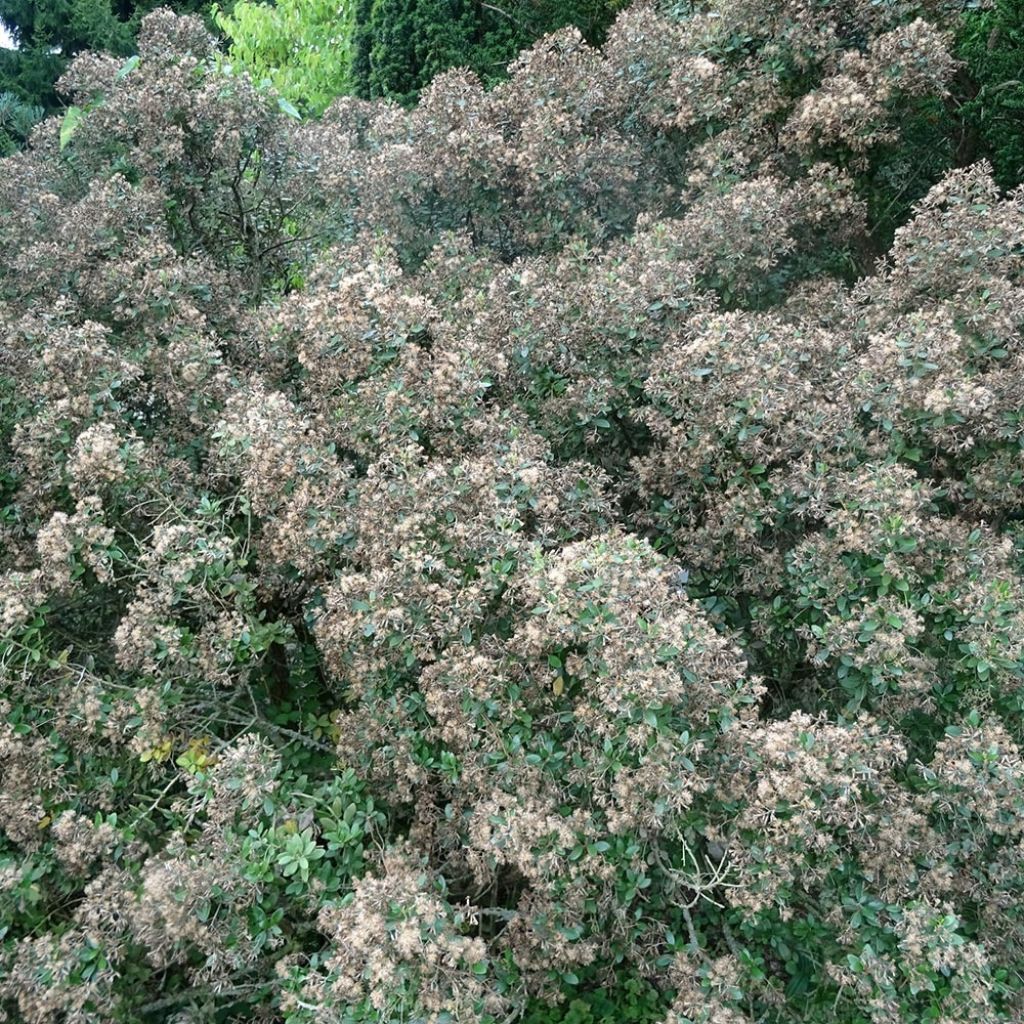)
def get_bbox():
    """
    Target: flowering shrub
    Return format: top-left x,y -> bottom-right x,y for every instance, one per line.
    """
1,5 -> 1022,1024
